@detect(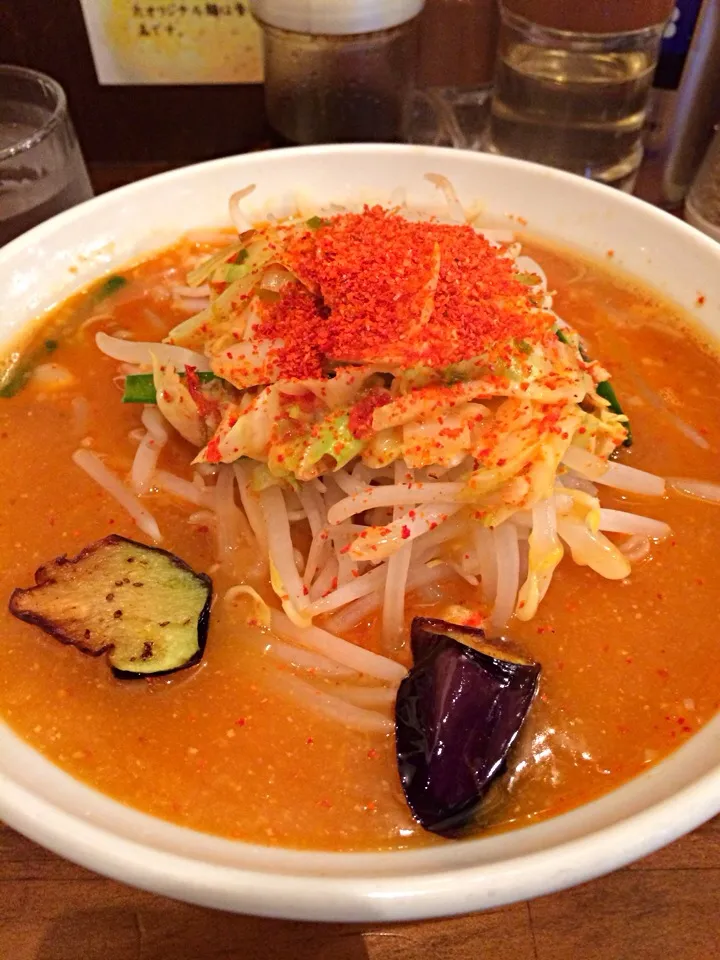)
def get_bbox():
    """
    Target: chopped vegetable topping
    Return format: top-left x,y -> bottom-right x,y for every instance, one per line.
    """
122,370 -> 217,404
95,275 -> 128,301
597,380 -> 632,446
185,239 -> 249,287
0,336 -> 64,398
9,535 -> 212,678
555,327 -> 631,446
